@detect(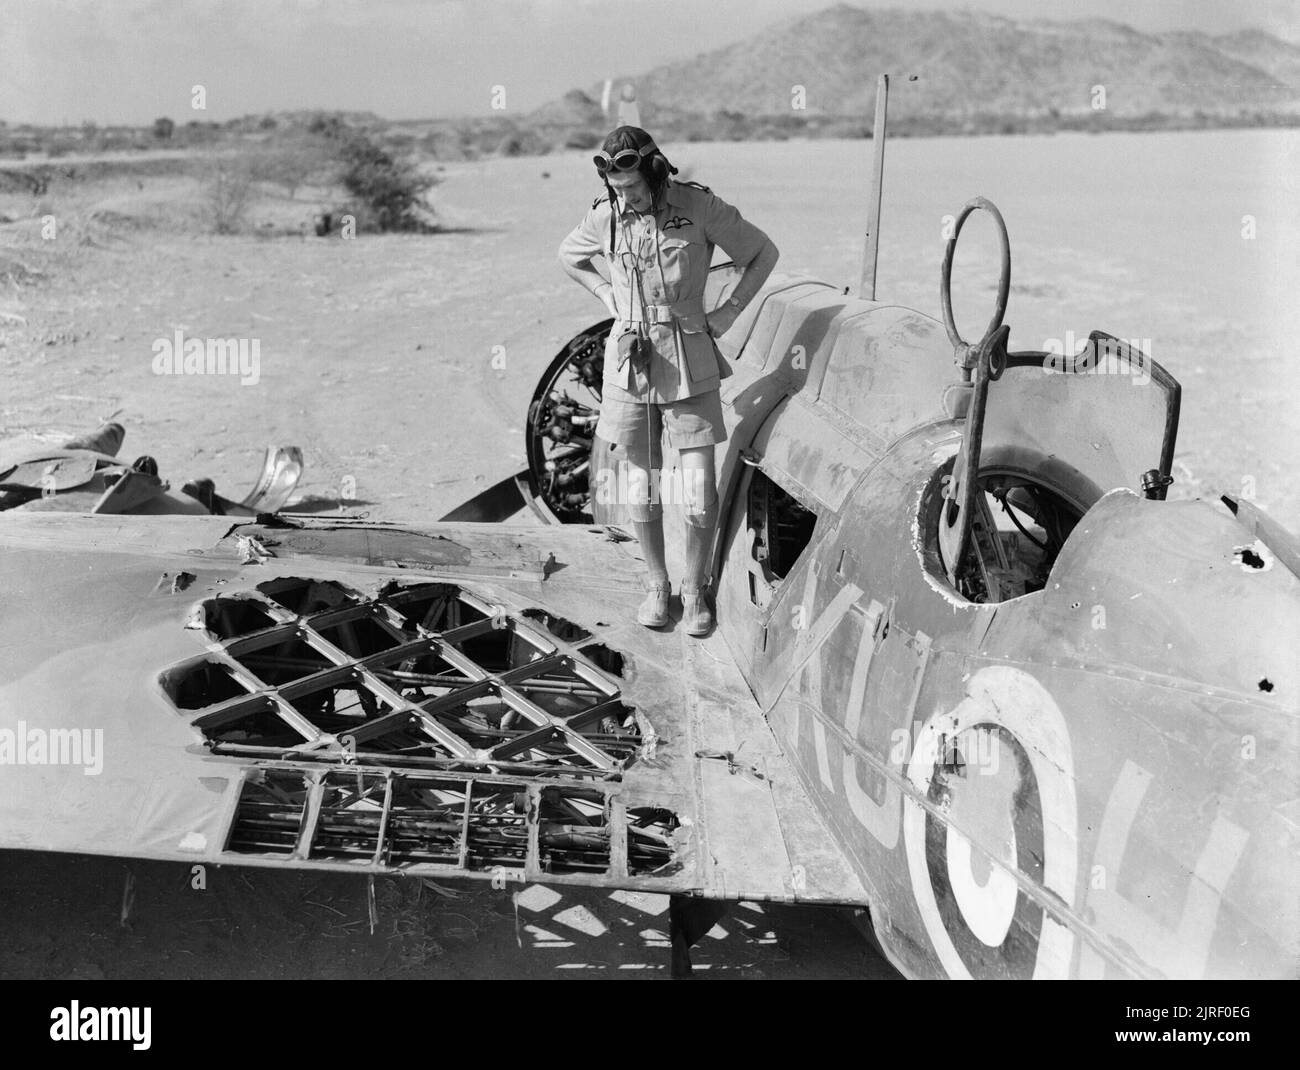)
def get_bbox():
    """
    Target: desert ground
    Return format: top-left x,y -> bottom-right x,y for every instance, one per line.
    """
0,129 -> 1295,978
